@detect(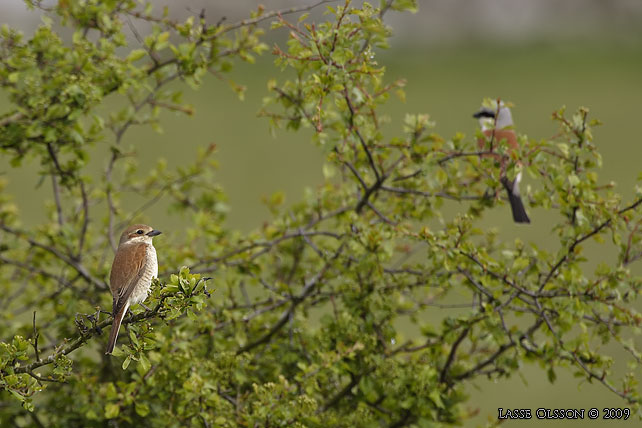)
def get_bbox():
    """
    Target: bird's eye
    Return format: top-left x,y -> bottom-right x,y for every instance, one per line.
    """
136,230 -> 143,235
